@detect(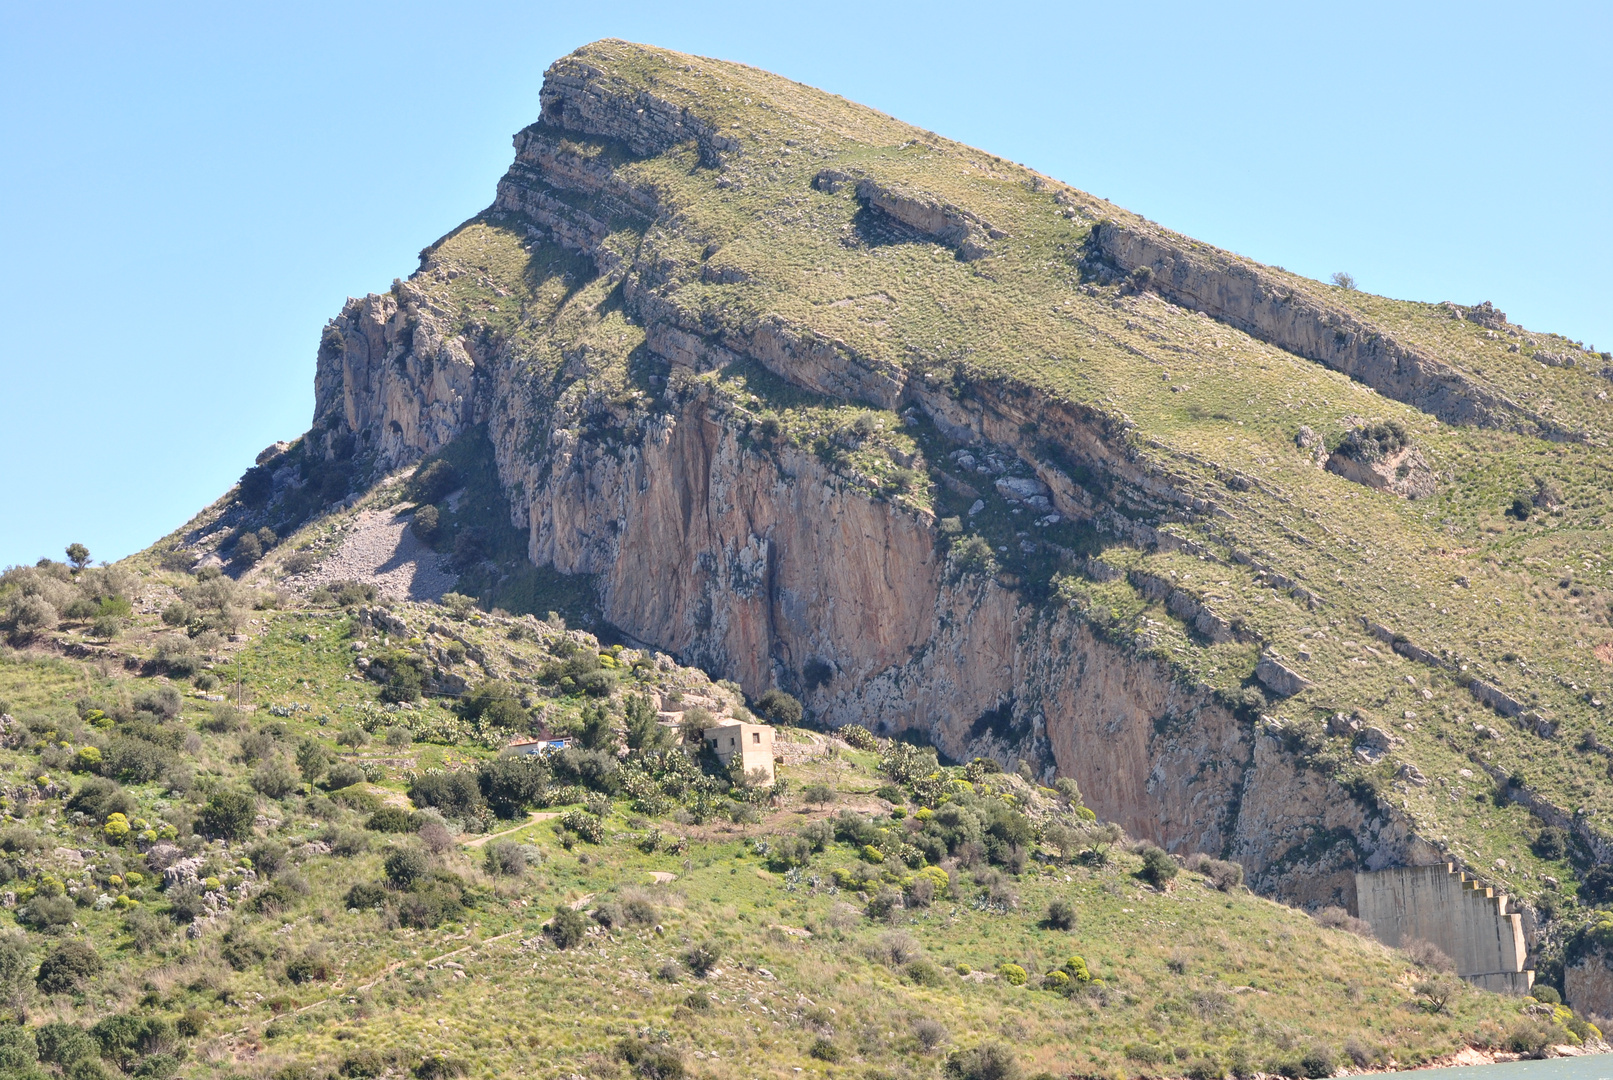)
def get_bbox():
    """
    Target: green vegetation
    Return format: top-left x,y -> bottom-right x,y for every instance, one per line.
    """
0,576 -> 1588,1076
